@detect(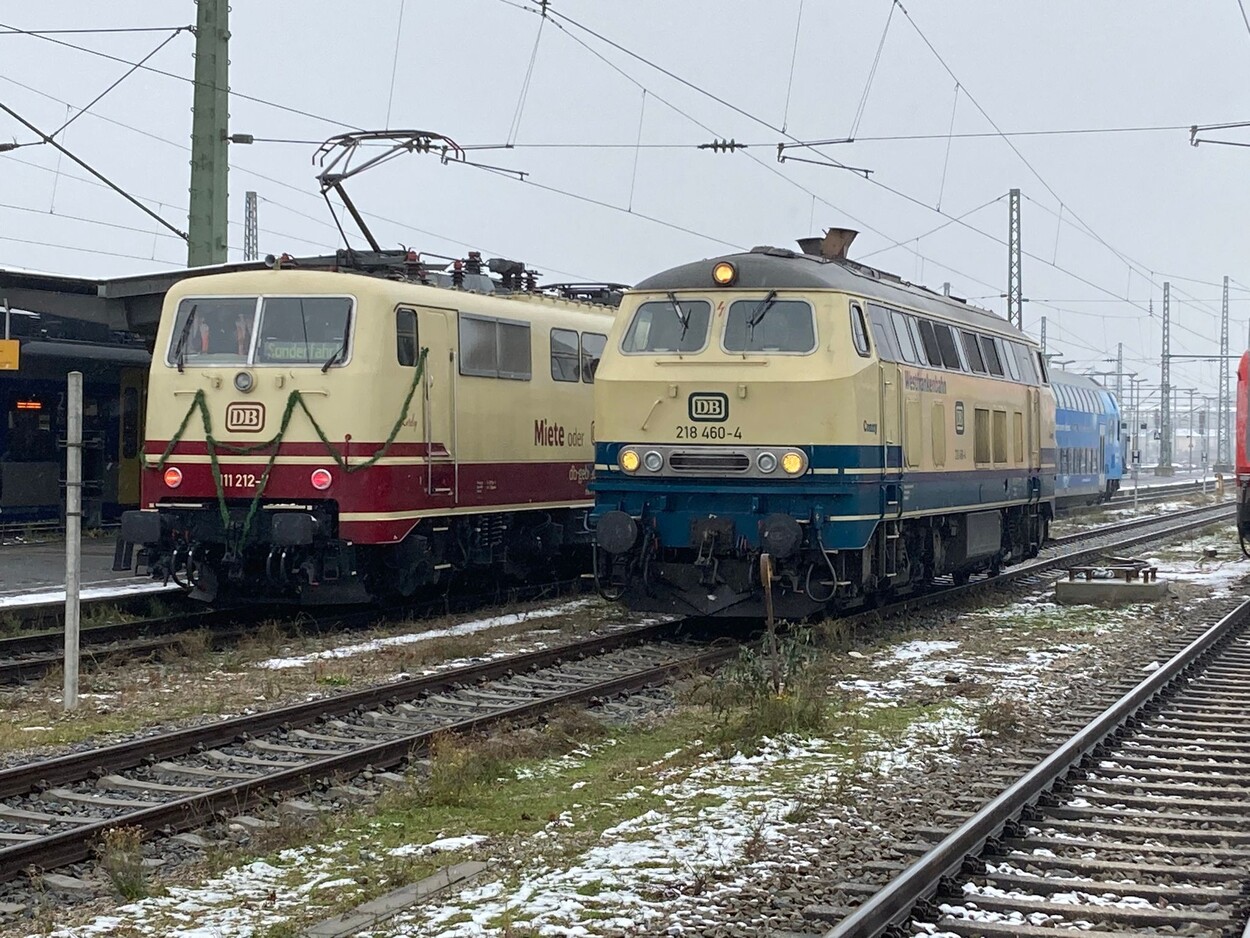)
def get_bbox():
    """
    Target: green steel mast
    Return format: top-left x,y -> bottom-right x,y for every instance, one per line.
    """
187,0 -> 229,267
